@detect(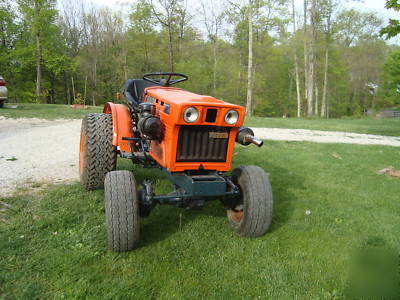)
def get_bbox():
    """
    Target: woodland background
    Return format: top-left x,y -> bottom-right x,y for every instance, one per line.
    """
0,0 -> 399,117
